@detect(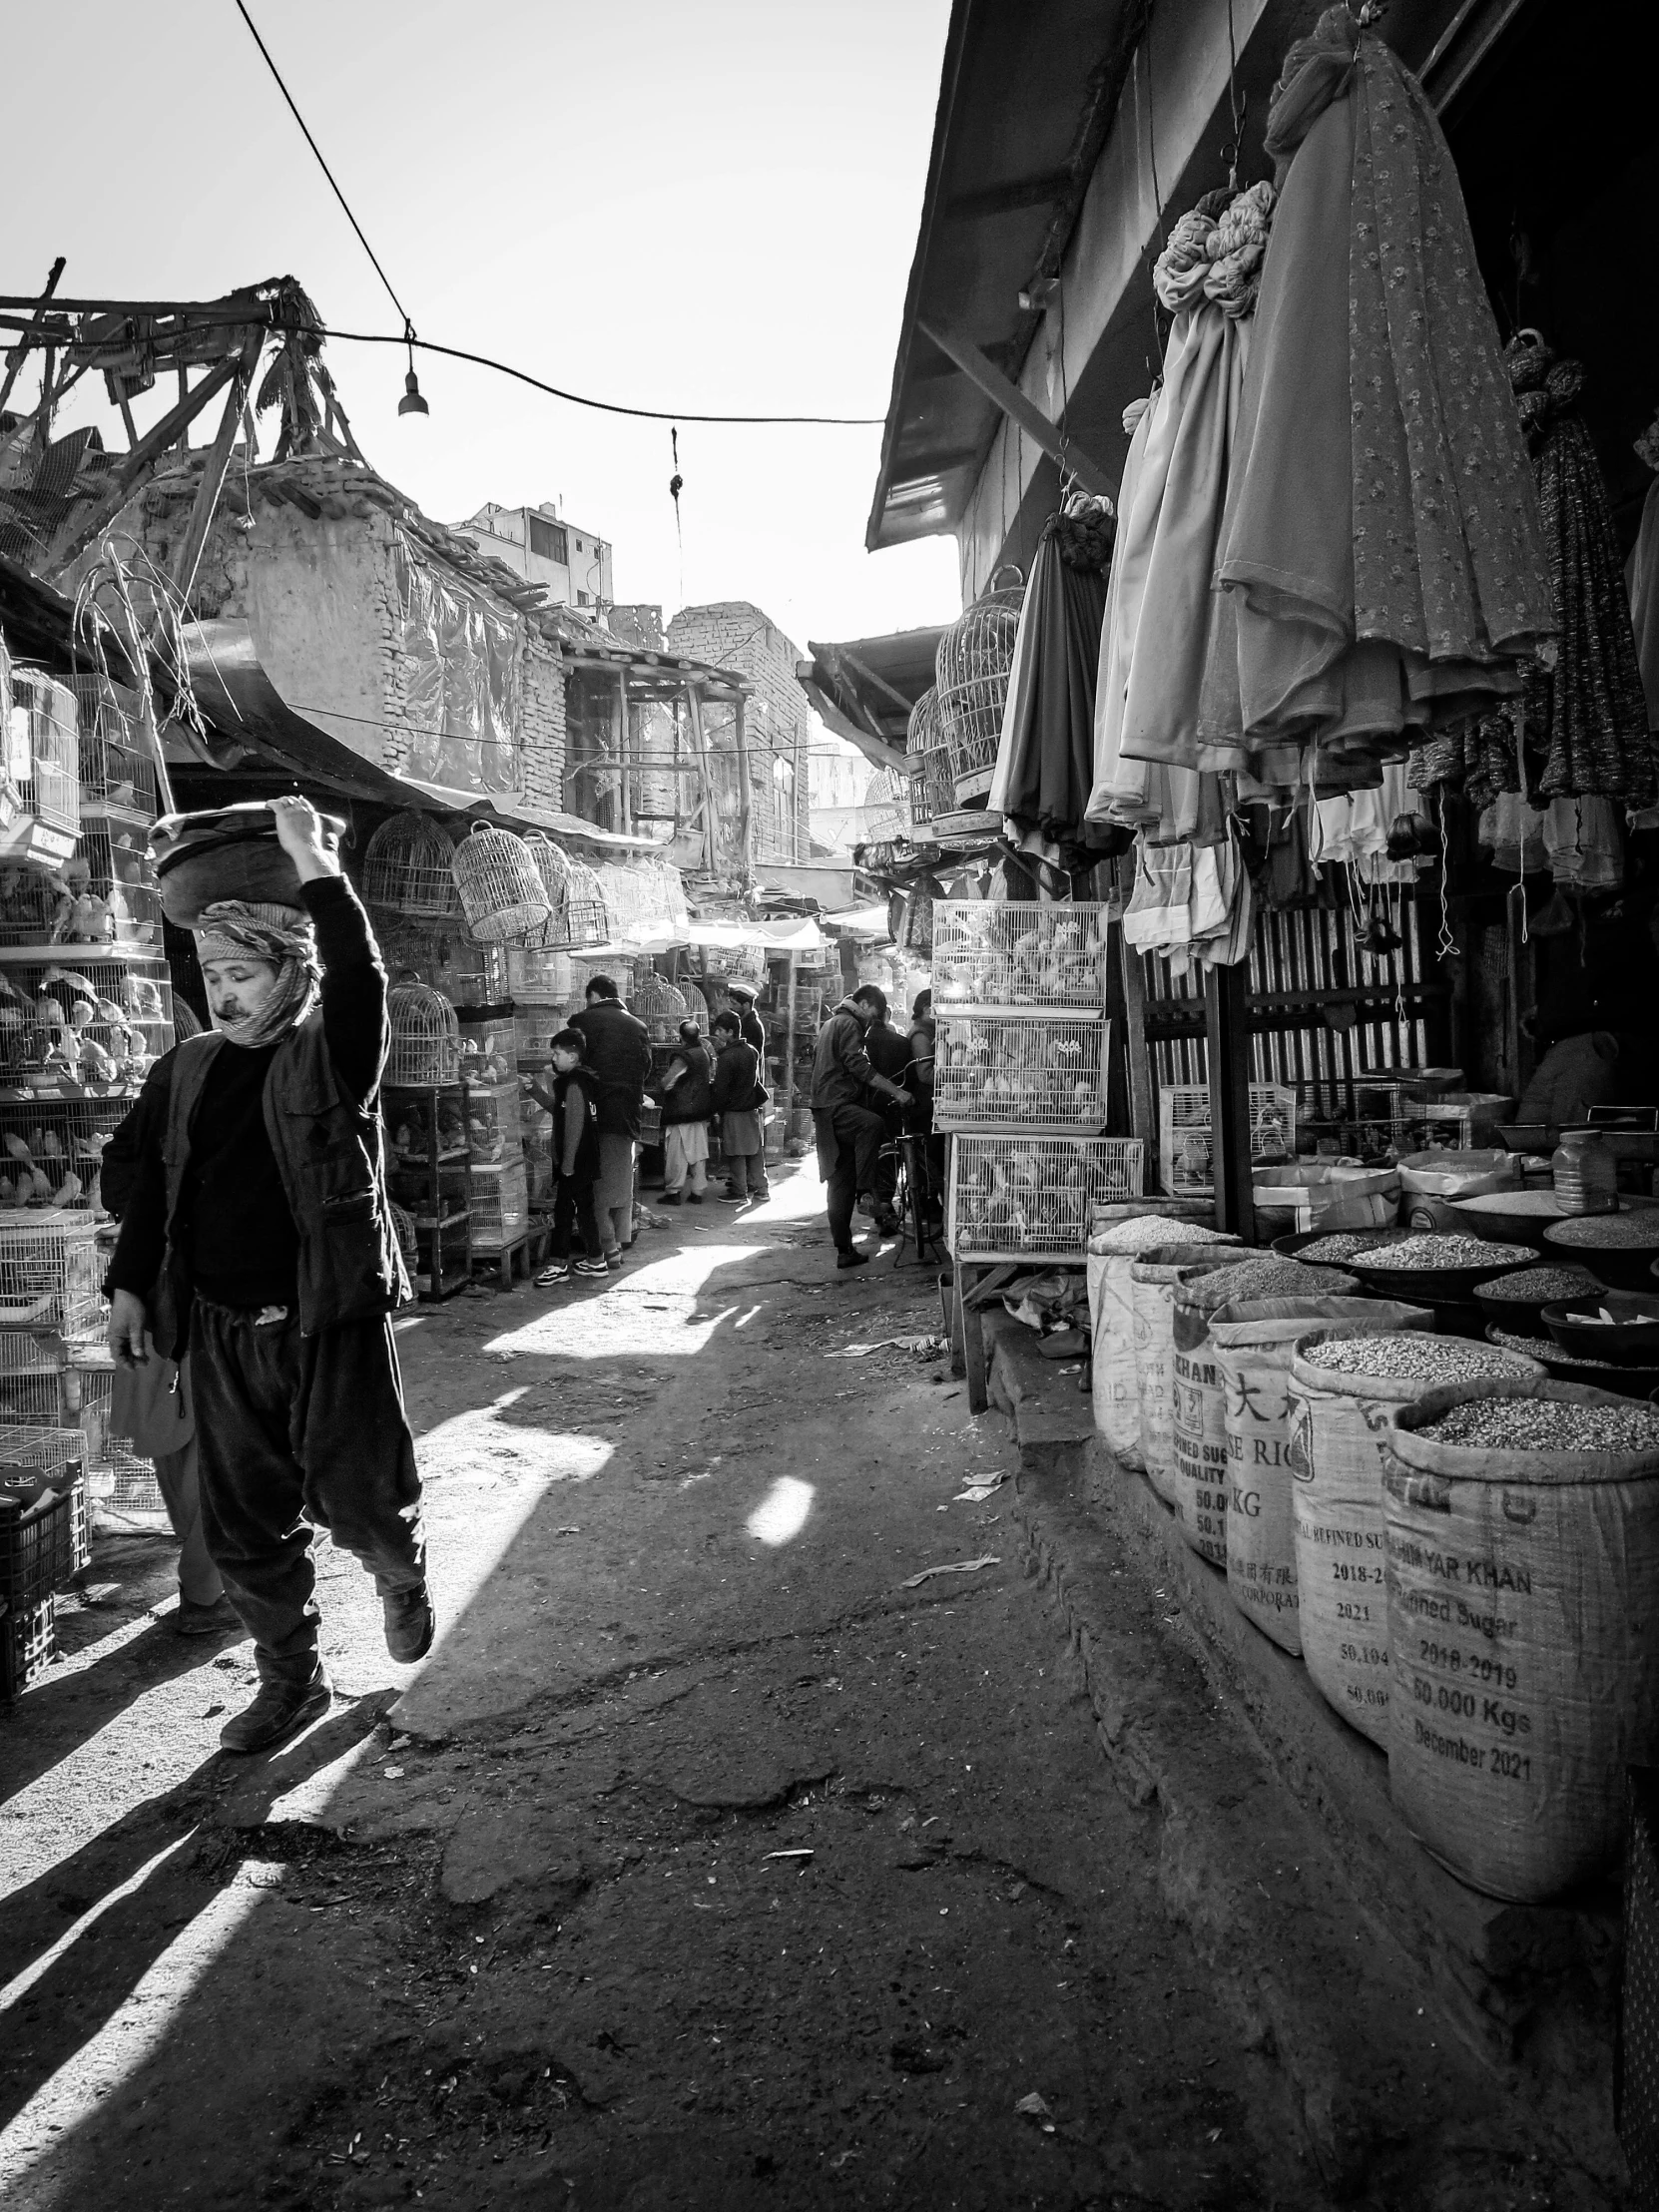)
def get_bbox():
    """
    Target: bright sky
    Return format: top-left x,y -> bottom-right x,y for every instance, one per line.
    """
6,0 -> 961,659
